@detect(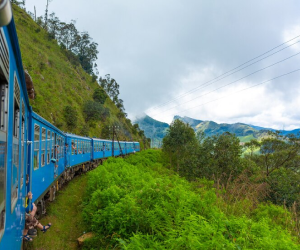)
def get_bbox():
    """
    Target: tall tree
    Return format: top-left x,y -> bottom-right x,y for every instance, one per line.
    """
100,74 -> 120,101
162,119 -> 198,173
